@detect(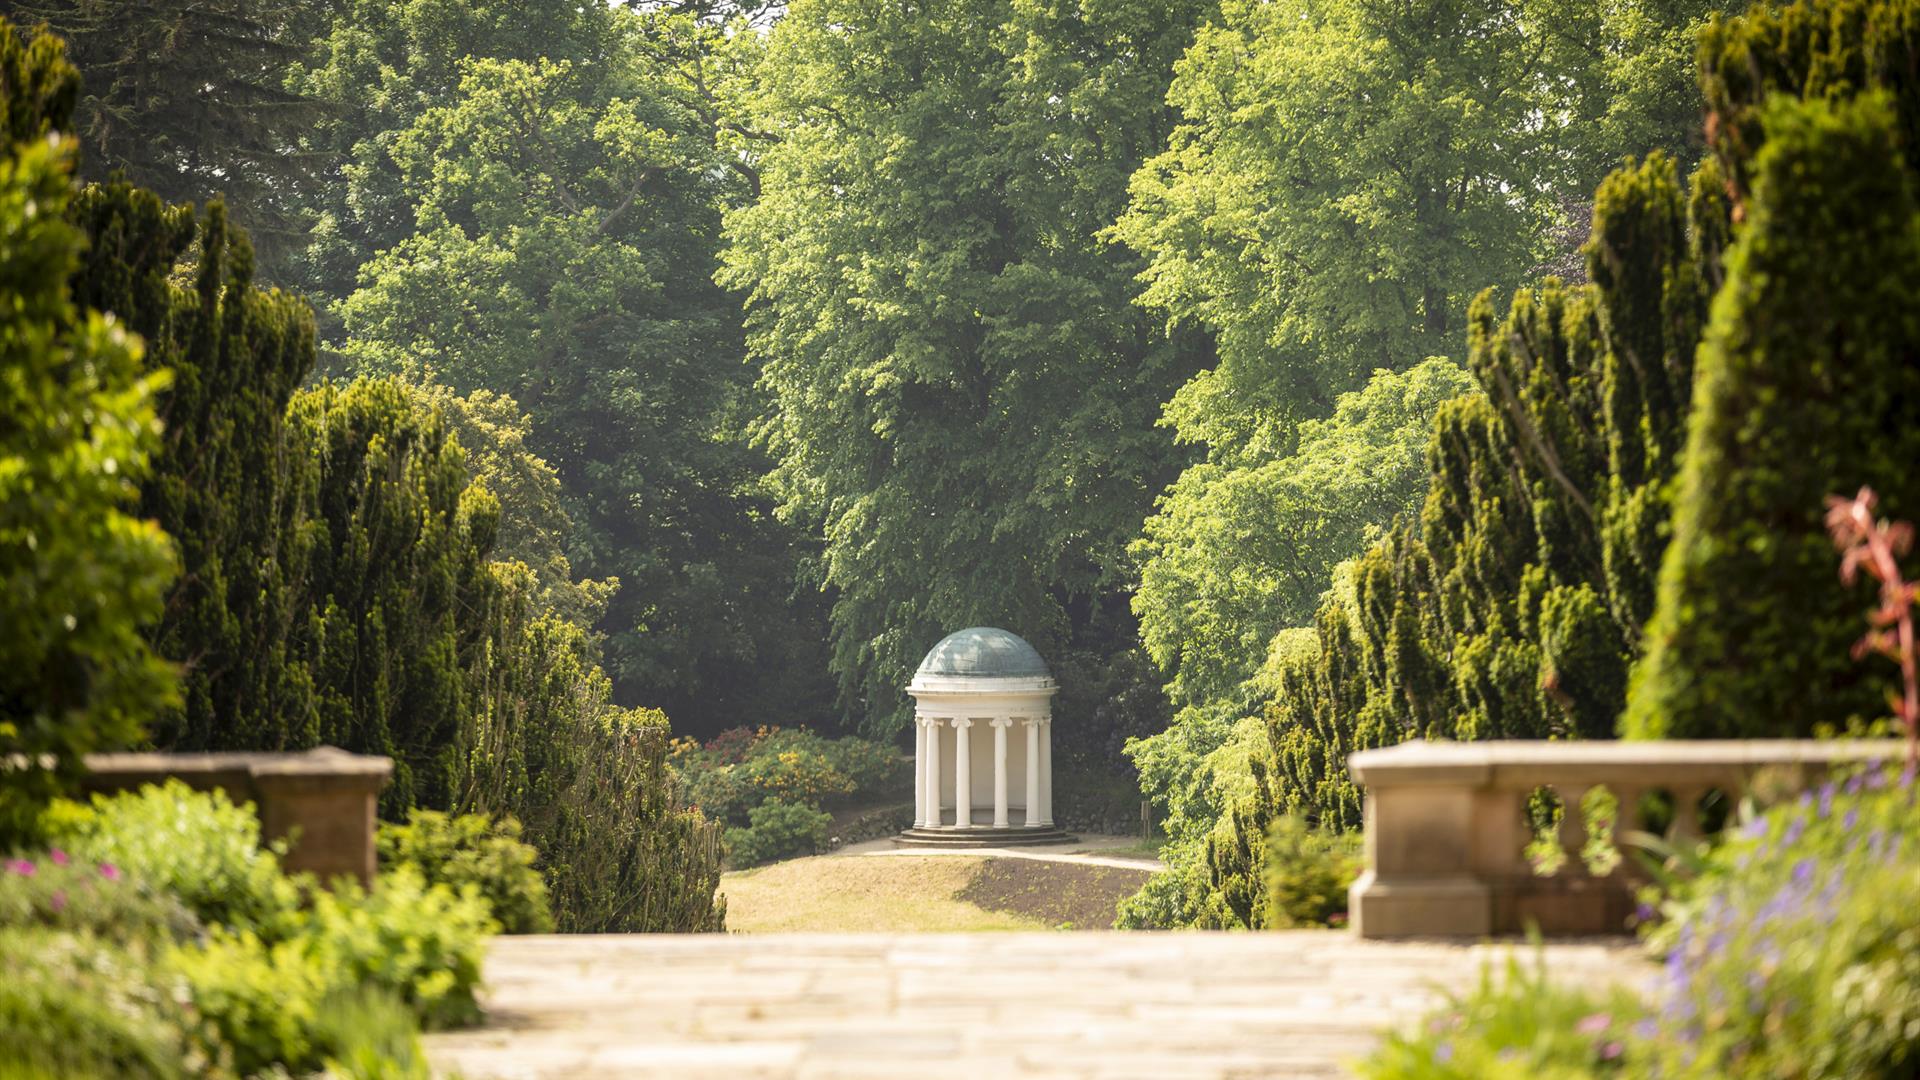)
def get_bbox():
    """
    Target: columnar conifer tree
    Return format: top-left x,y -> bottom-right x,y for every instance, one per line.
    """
1626,0 -> 1920,739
